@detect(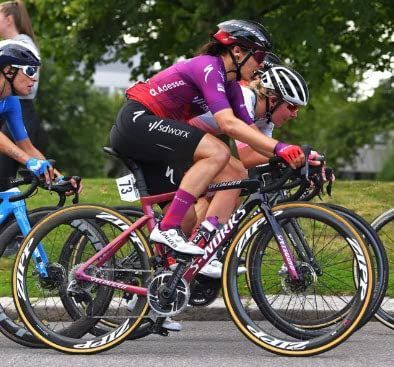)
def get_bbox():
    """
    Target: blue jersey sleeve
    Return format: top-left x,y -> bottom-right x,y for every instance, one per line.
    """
2,96 -> 28,142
